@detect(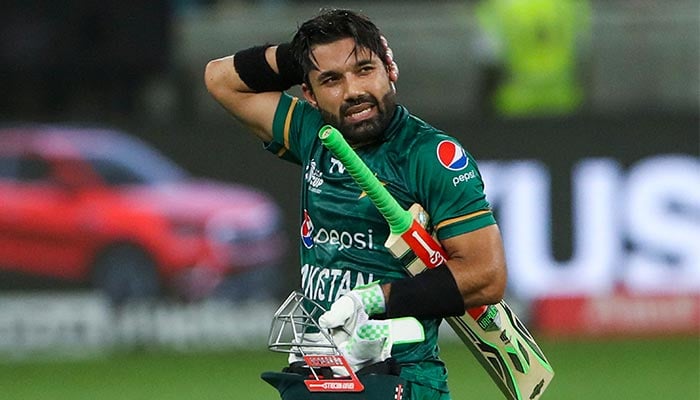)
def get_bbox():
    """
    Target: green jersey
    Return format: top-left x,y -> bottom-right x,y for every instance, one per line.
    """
266,93 -> 495,392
